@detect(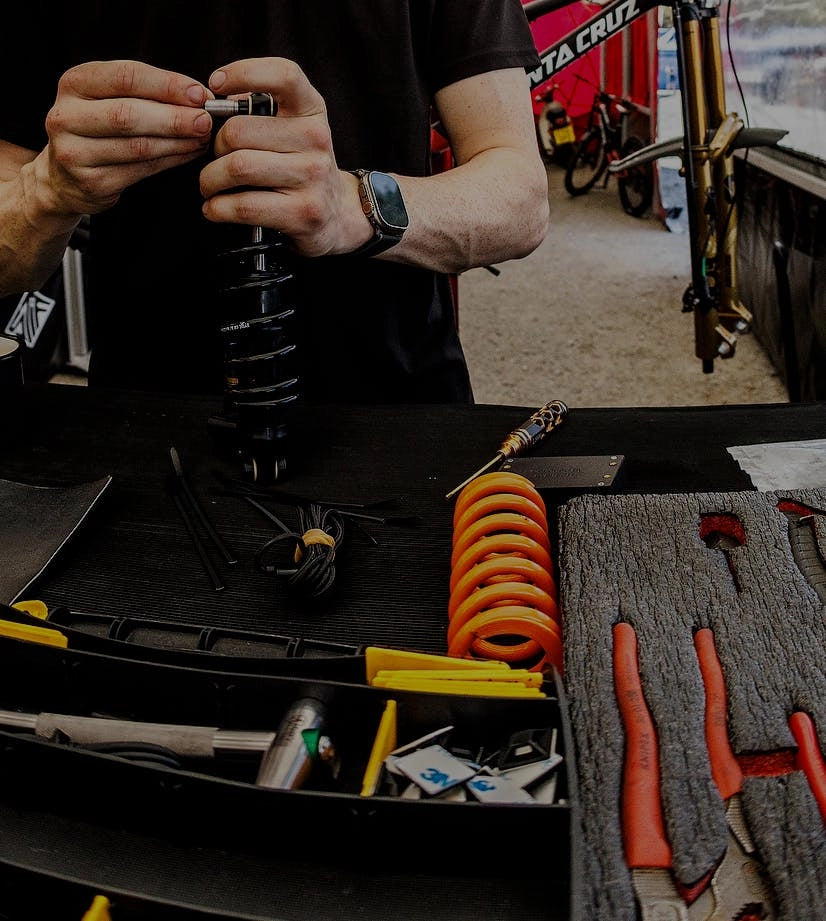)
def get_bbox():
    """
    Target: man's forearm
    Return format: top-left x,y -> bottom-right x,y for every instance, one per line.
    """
384,68 -> 551,275
390,148 -> 550,275
0,146 -> 83,299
